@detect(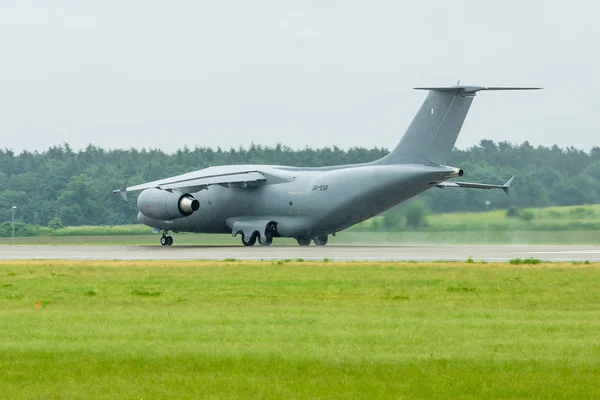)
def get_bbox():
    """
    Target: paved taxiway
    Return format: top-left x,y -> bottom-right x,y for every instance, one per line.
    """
1,245 -> 600,262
